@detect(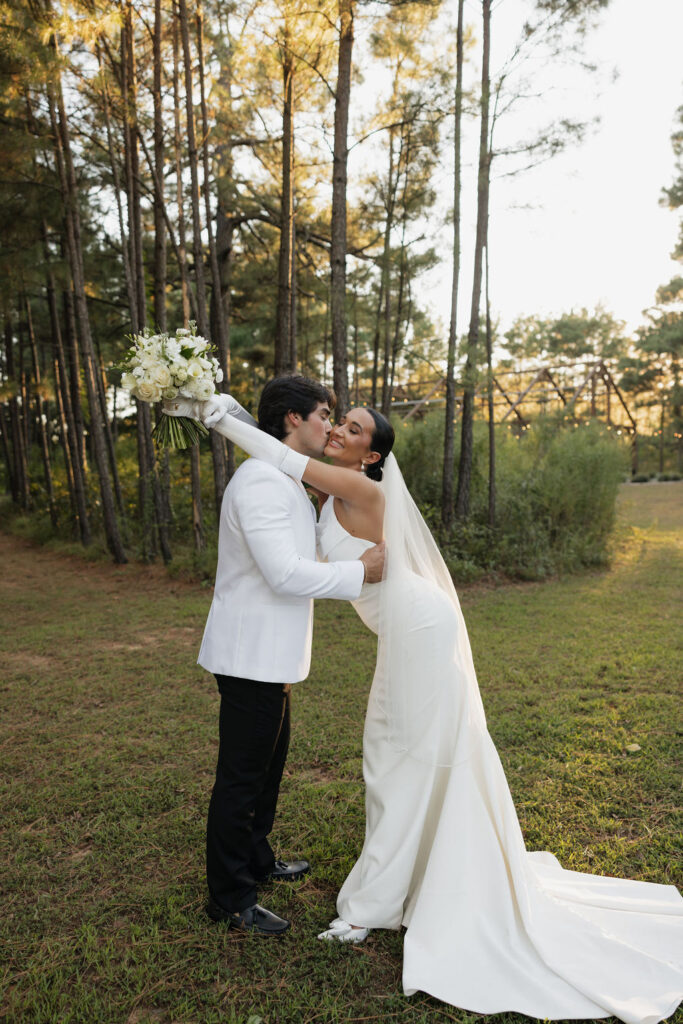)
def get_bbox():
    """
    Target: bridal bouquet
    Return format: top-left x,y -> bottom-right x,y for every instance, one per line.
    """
117,323 -> 222,449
